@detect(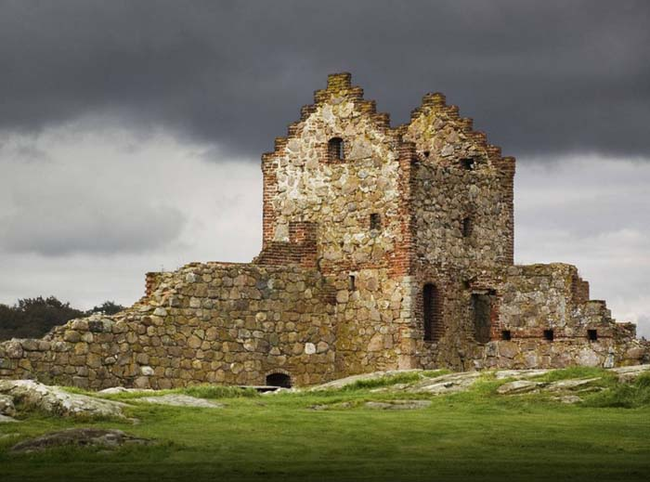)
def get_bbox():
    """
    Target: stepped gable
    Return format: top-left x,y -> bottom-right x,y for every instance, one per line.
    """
262,72 -> 397,162
401,91 -> 515,174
